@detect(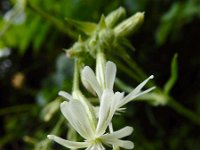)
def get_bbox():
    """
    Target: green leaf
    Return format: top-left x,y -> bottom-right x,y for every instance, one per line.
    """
65,18 -> 97,35
155,2 -> 182,45
18,14 -> 40,54
114,12 -> 144,37
164,53 -> 178,94
98,15 -> 107,29
33,21 -> 51,51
